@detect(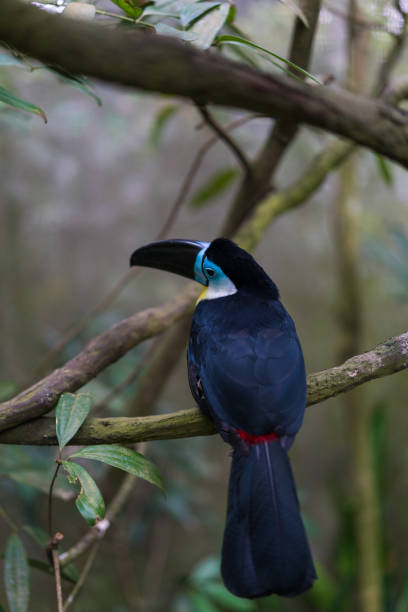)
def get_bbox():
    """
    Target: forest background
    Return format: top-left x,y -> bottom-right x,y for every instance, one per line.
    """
0,0 -> 408,610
